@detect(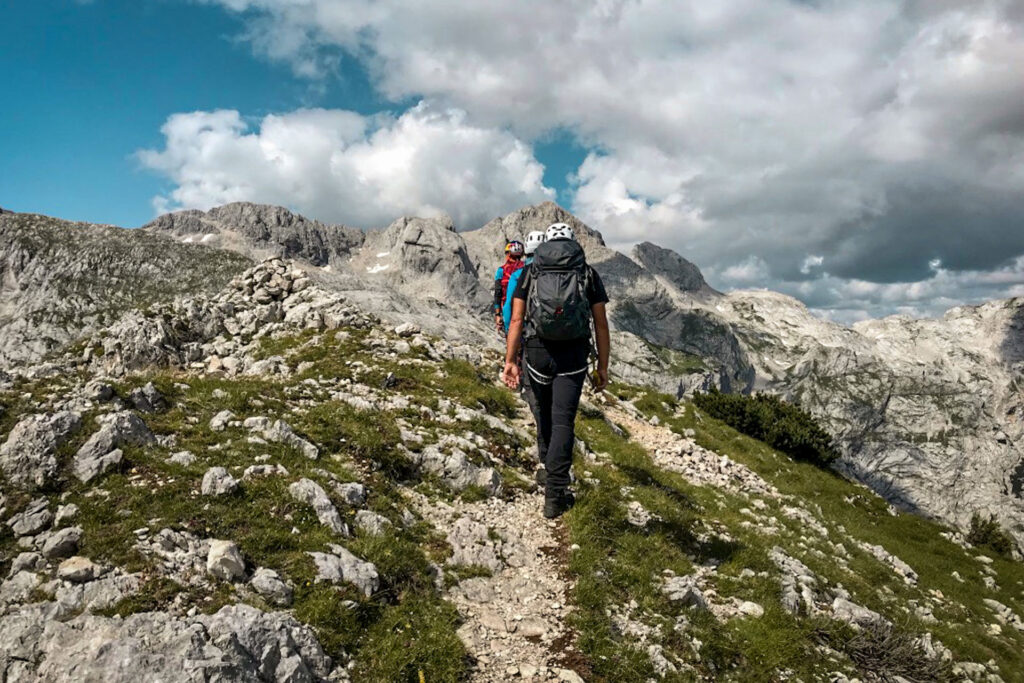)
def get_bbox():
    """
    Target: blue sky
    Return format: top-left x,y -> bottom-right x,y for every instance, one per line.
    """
2,0 -> 1022,321
0,0 -> 583,227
